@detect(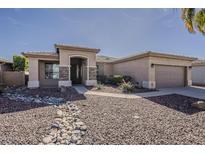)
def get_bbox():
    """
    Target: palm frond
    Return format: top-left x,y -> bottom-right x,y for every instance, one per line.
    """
181,8 -> 195,33
194,9 -> 205,35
